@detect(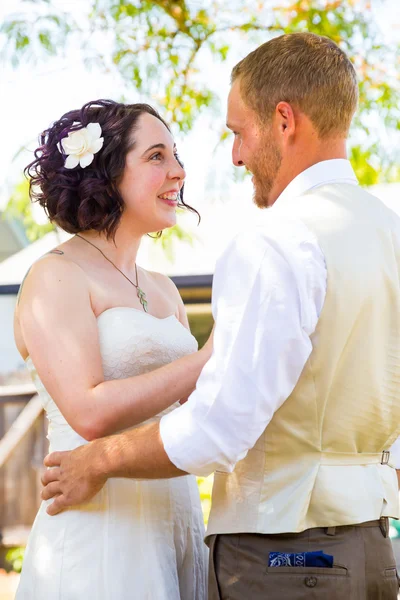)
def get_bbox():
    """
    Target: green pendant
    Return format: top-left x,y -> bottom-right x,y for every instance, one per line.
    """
137,287 -> 148,312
